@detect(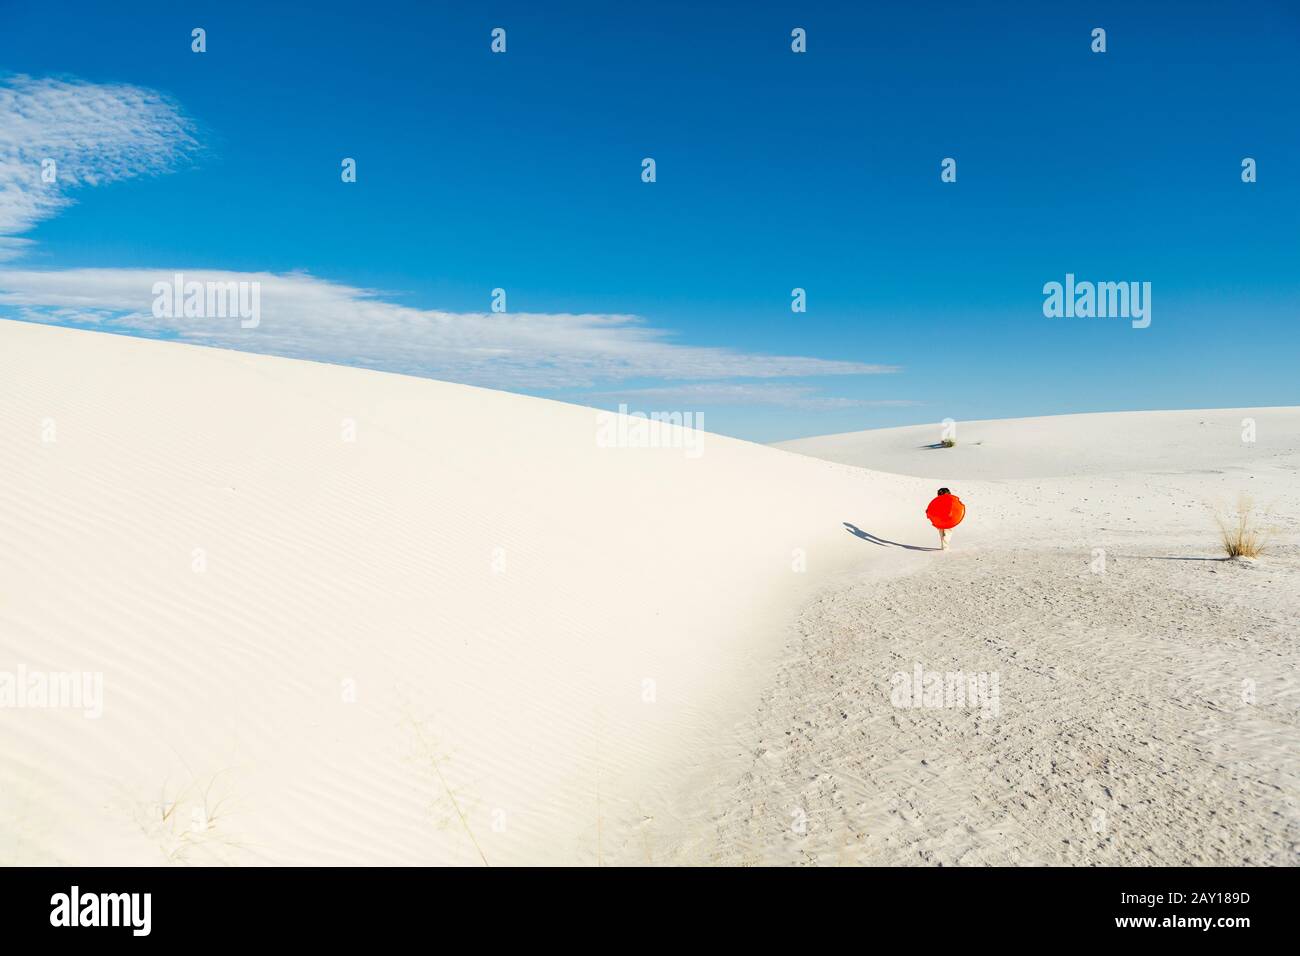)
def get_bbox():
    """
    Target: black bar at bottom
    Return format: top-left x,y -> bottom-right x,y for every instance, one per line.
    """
0,866 -> 1286,942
